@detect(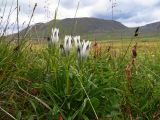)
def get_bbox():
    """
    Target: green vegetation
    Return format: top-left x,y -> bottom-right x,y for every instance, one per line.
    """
0,37 -> 160,120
